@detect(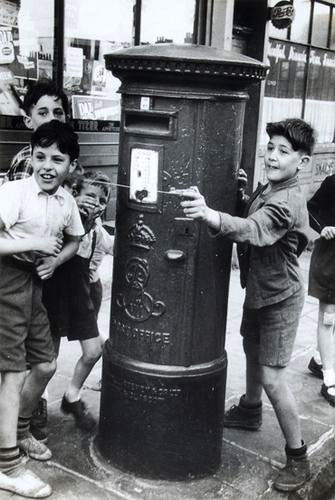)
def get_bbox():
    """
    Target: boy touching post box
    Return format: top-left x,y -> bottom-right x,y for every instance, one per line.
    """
0,120 -> 84,498
181,118 -> 316,492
